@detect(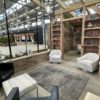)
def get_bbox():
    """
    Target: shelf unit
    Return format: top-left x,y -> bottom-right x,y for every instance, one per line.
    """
82,18 -> 100,55
51,22 -> 61,49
